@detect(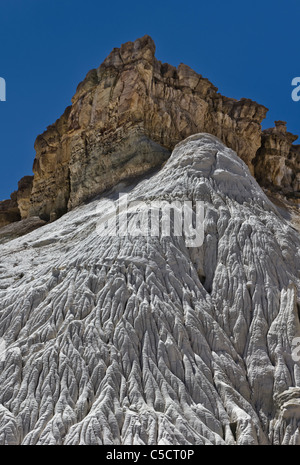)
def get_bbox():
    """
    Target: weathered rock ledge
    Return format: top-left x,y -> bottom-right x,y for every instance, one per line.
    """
0,35 -> 299,229
254,121 -> 300,200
